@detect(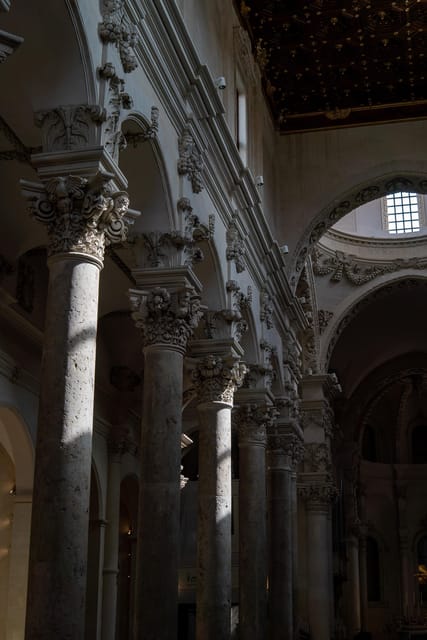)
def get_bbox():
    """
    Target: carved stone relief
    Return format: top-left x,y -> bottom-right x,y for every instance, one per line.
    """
99,0 -> 139,73
22,174 -> 131,263
130,286 -> 203,351
192,354 -> 247,405
291,175 -> 427,286
177,125 -> 204,193
313,247 -> 427,286
35,105 -> 106,153
226,216 -> 246,273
